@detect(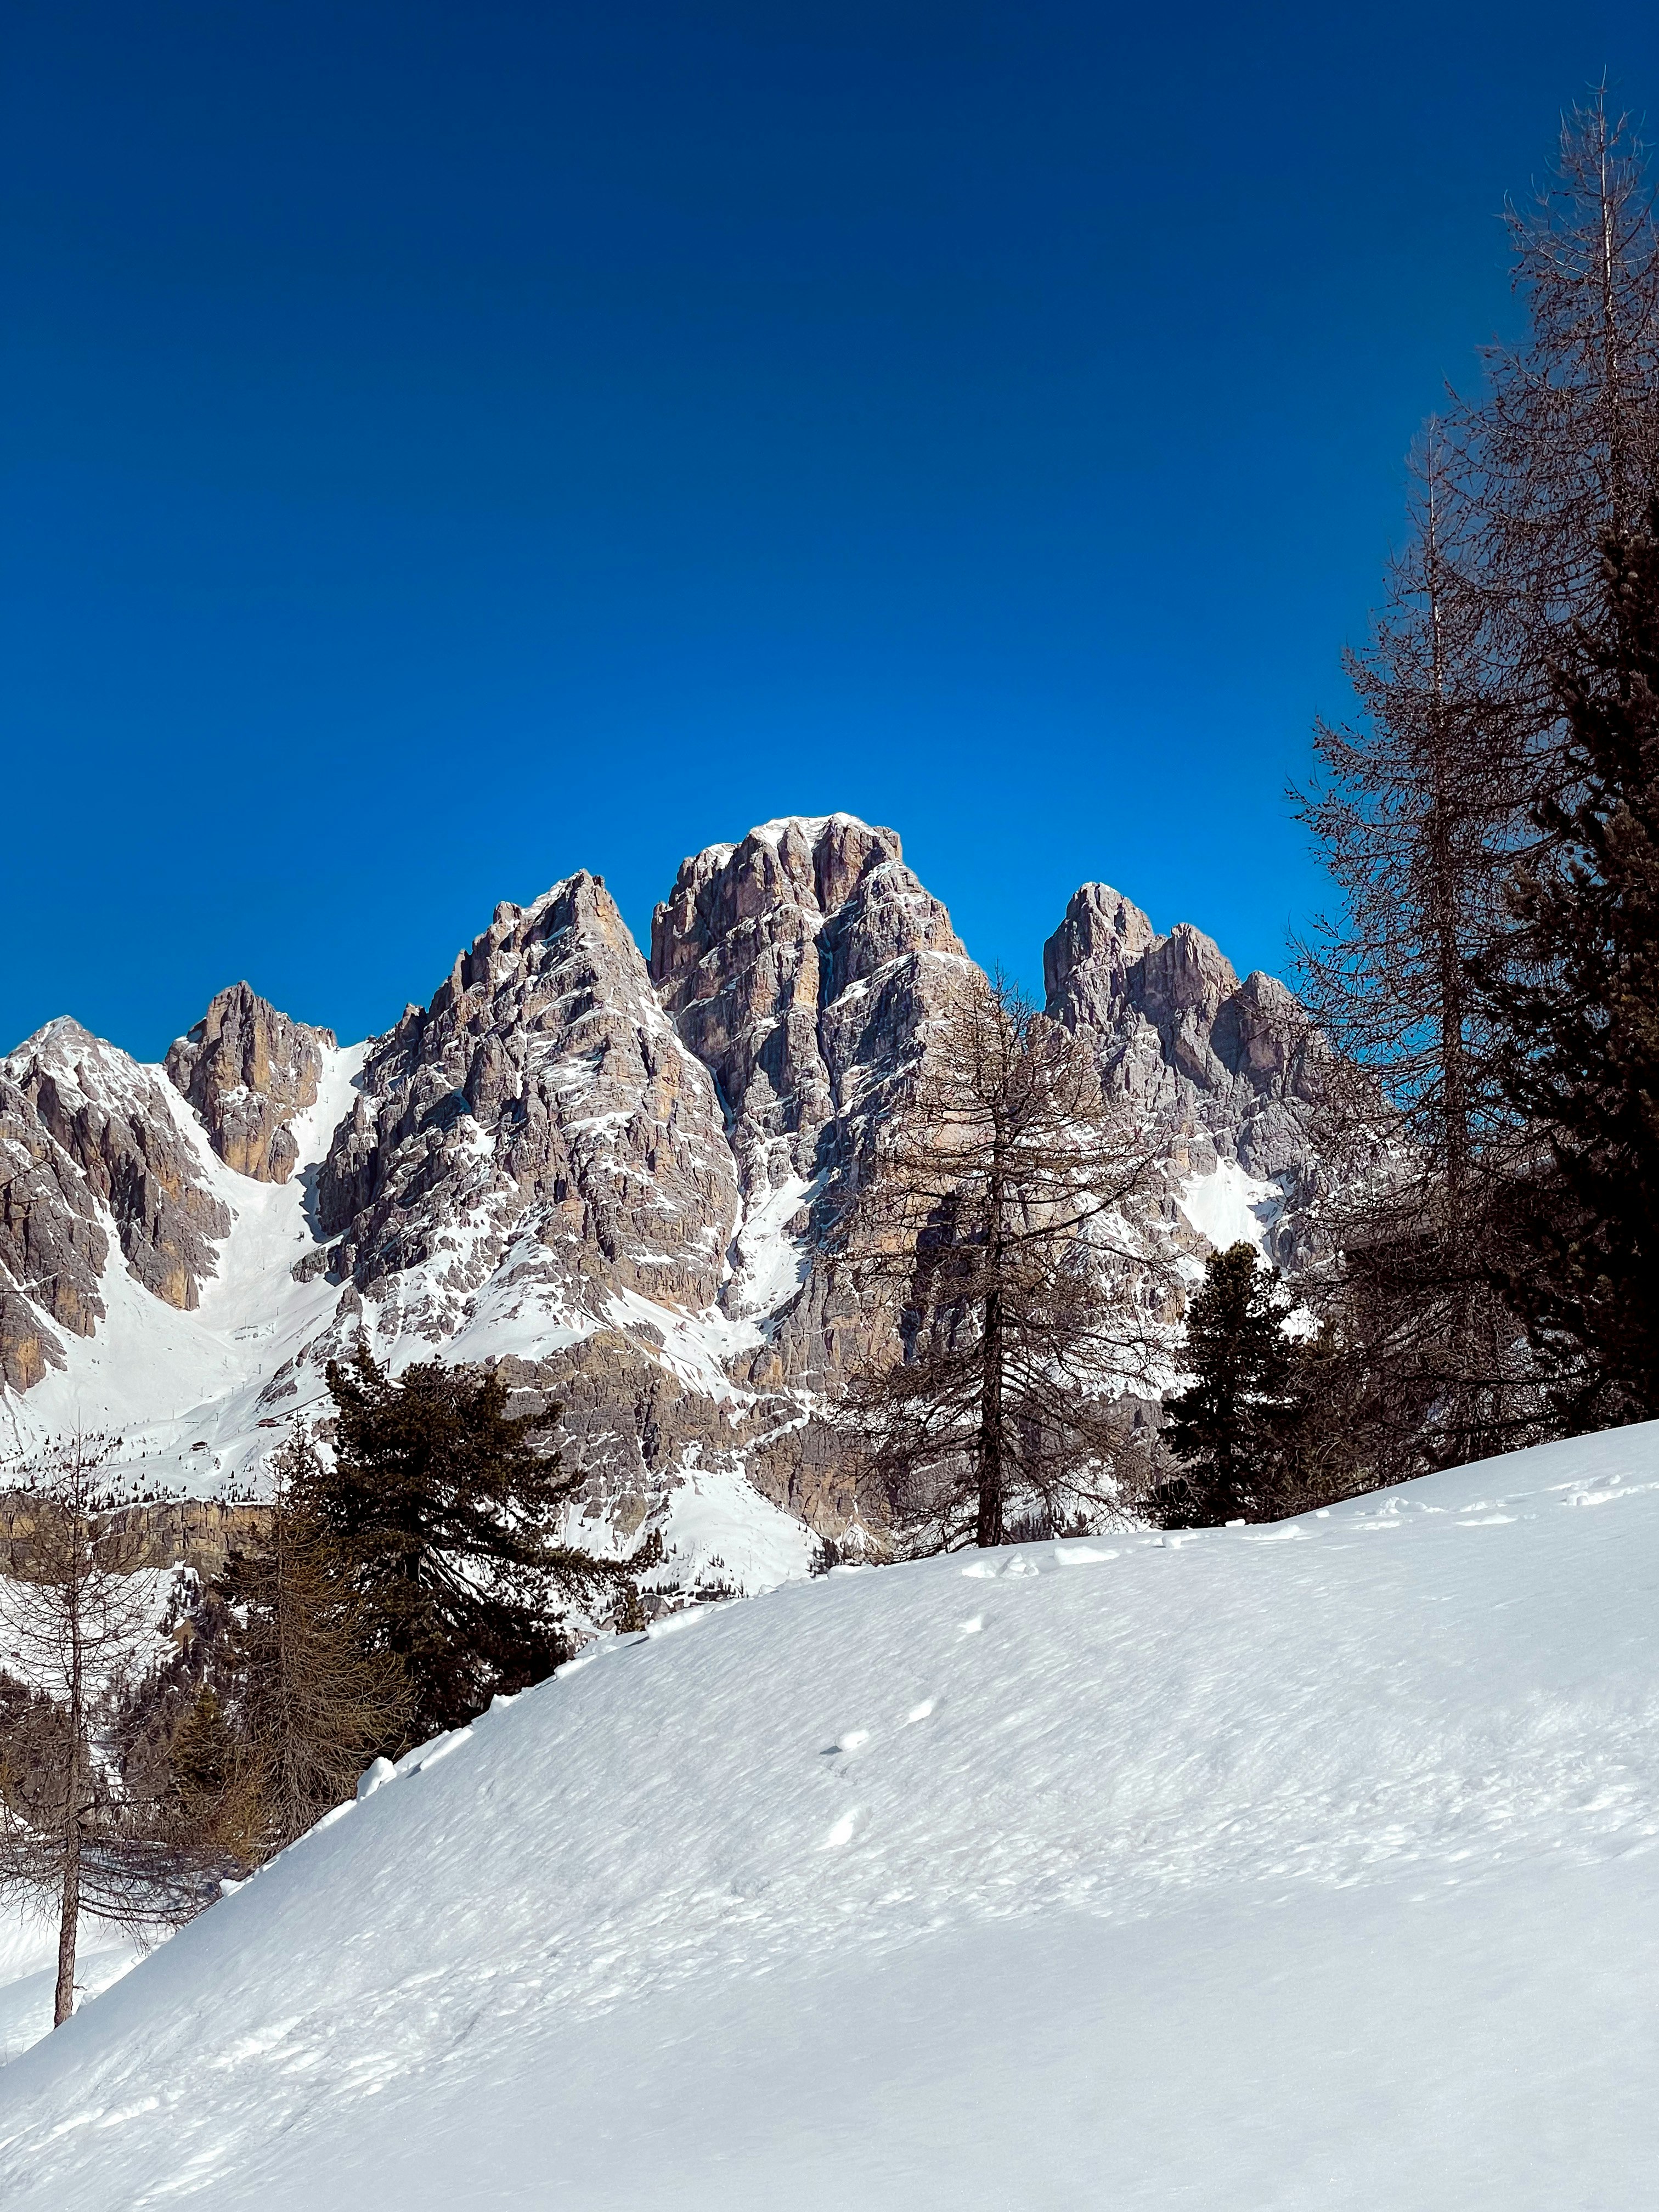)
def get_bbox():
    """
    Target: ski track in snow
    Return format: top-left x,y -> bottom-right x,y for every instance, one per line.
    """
1,1427 -> 1658,2204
